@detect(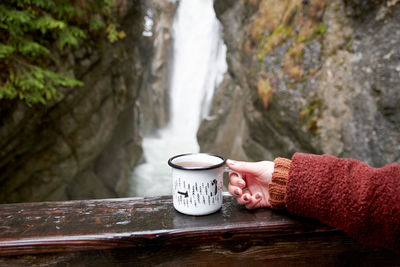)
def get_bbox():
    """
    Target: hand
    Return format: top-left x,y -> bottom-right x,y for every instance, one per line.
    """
226,159 -> 274,209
